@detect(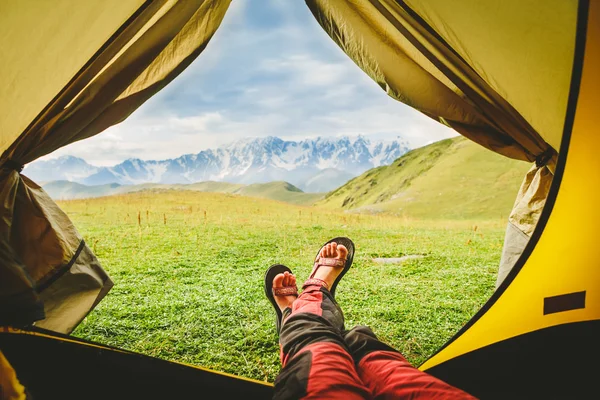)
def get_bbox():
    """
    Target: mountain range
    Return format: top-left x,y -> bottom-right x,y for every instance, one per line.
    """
24,136 -> 410,193
43,136 -> 531,220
